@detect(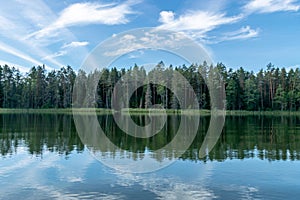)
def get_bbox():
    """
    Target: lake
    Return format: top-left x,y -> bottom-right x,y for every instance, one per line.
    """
0,113 -> 300,199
